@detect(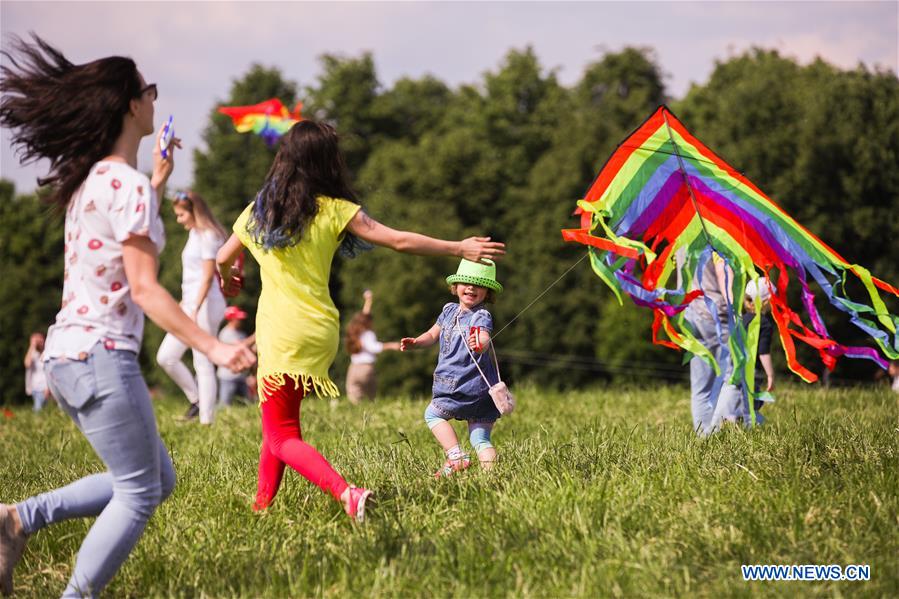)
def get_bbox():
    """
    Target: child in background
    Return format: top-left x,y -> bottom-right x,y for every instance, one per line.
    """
401,259 -> 503,477
216,121 -> 505,521
344,289 -> 400,404
217,306 -> 253,407
23,332 -> 49,411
